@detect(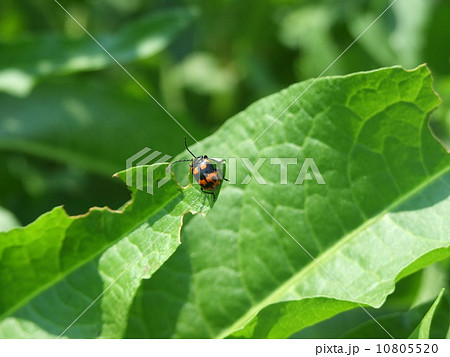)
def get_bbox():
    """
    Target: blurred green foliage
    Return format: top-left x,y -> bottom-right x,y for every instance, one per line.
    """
1,0 -> 449,225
